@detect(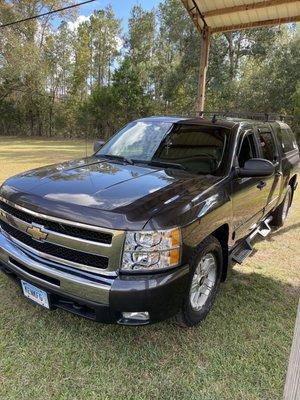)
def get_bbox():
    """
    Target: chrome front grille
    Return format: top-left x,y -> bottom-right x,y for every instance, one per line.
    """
0,220 -> 109,268
0,197 -> 125,275
0,200 -> 112,244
